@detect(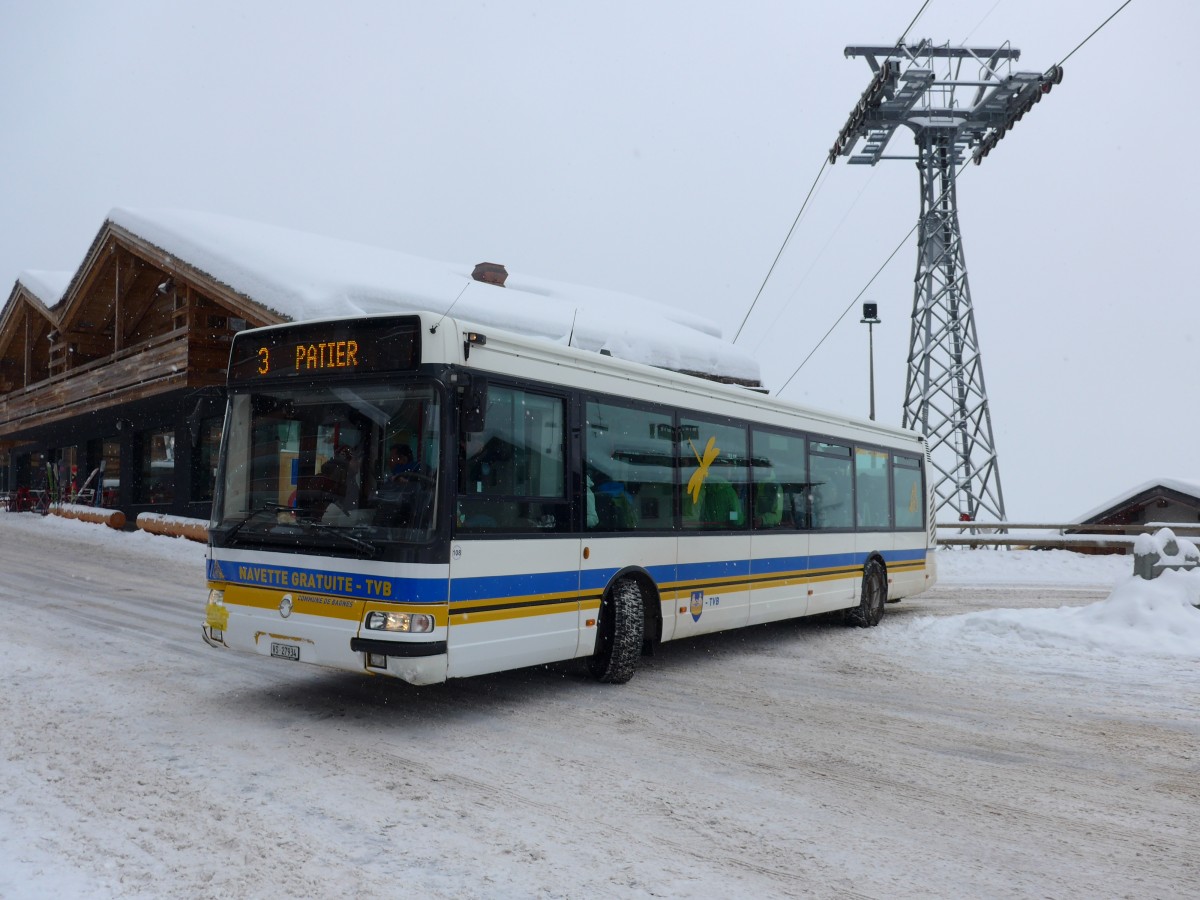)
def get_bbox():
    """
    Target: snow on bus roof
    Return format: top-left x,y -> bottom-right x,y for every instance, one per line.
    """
108,208 -> 760,385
